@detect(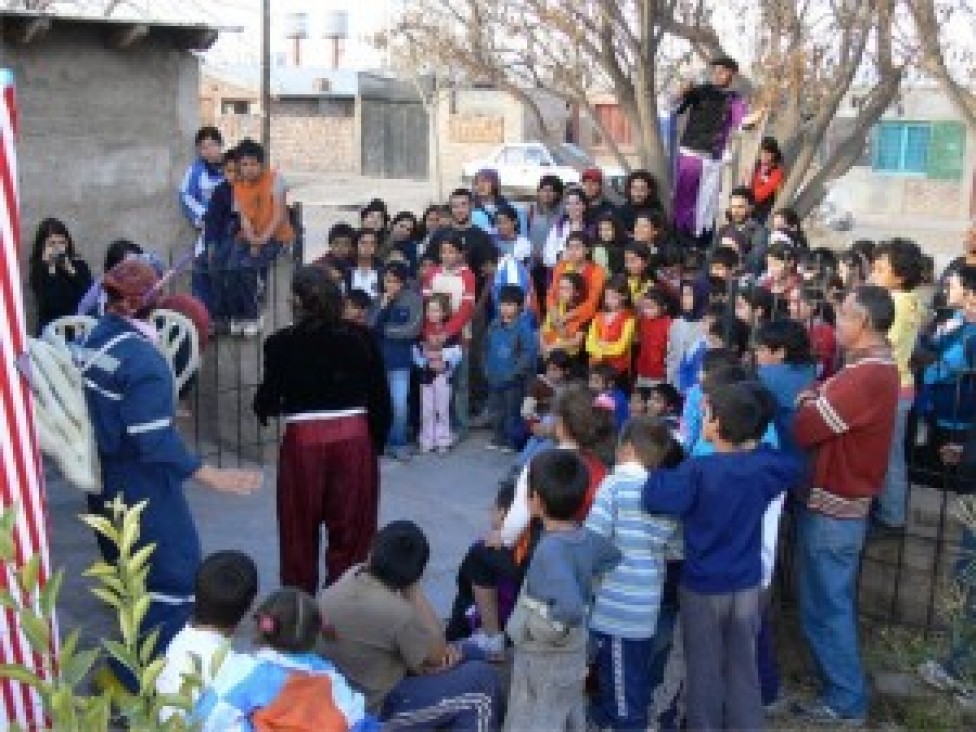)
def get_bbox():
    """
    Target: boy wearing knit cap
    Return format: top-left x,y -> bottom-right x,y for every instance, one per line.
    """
581,167 -> 618,228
